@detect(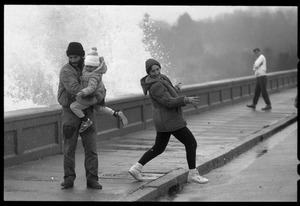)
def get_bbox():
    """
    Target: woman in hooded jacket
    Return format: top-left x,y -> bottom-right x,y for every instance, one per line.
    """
128,59 -> 209,184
